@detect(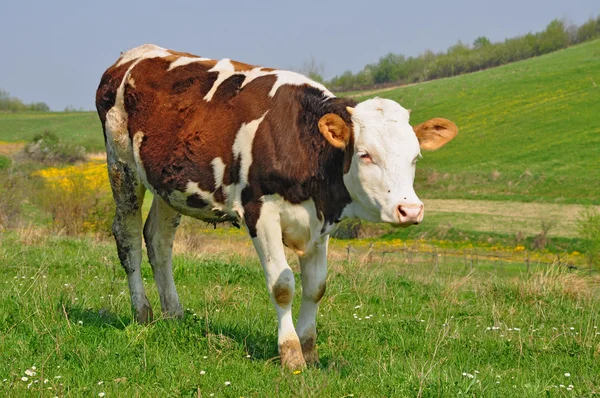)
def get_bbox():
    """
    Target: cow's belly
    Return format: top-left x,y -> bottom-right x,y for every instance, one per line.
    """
161,188 -> 240,224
